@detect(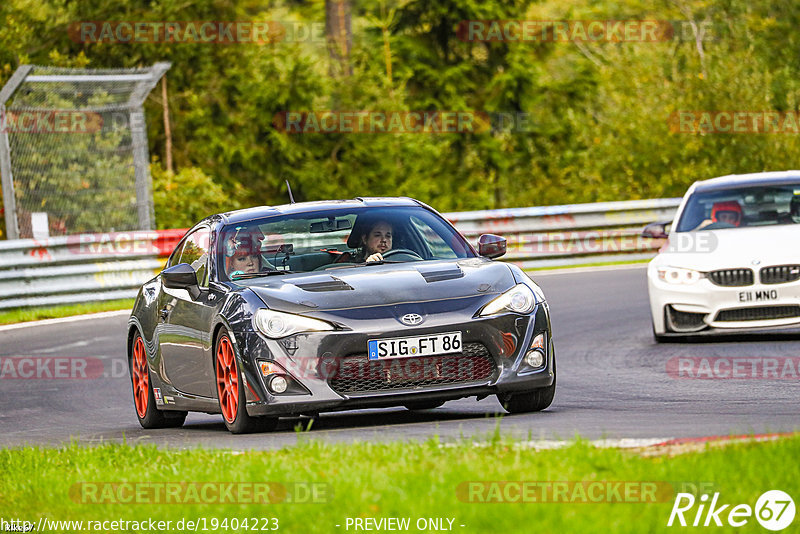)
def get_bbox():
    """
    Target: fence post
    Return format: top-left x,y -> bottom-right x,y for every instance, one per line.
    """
130,110 -> 153,231
128,62 -> 171,232
0,65 -> 33,240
